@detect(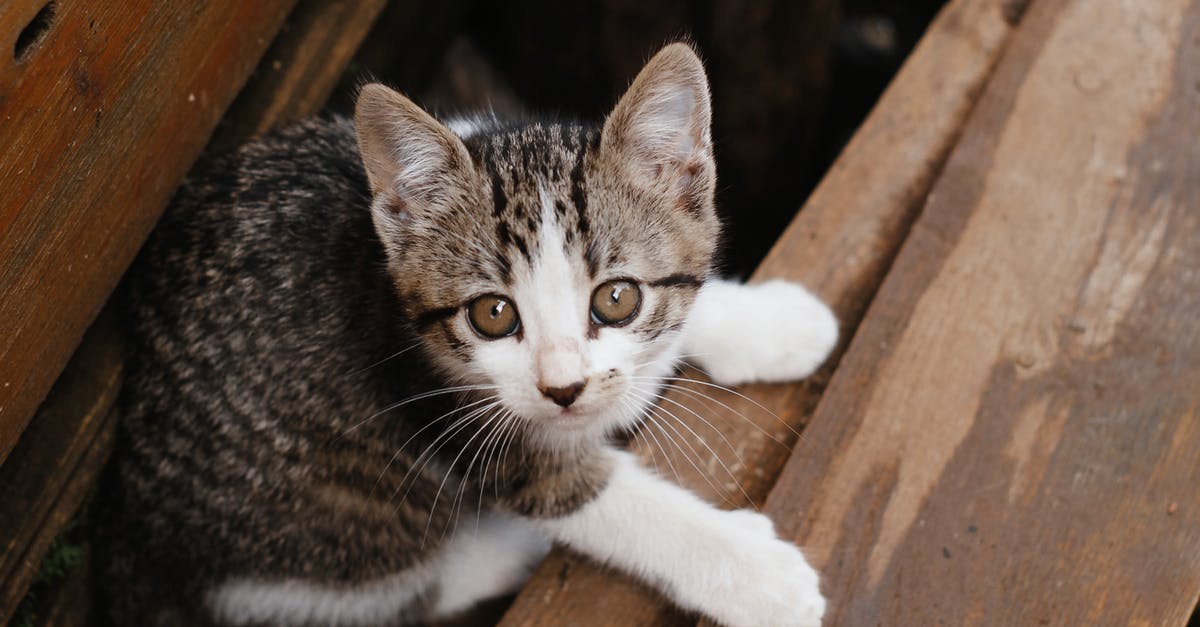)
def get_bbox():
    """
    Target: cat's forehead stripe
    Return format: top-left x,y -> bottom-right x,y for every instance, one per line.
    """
491,171 -> 507,218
